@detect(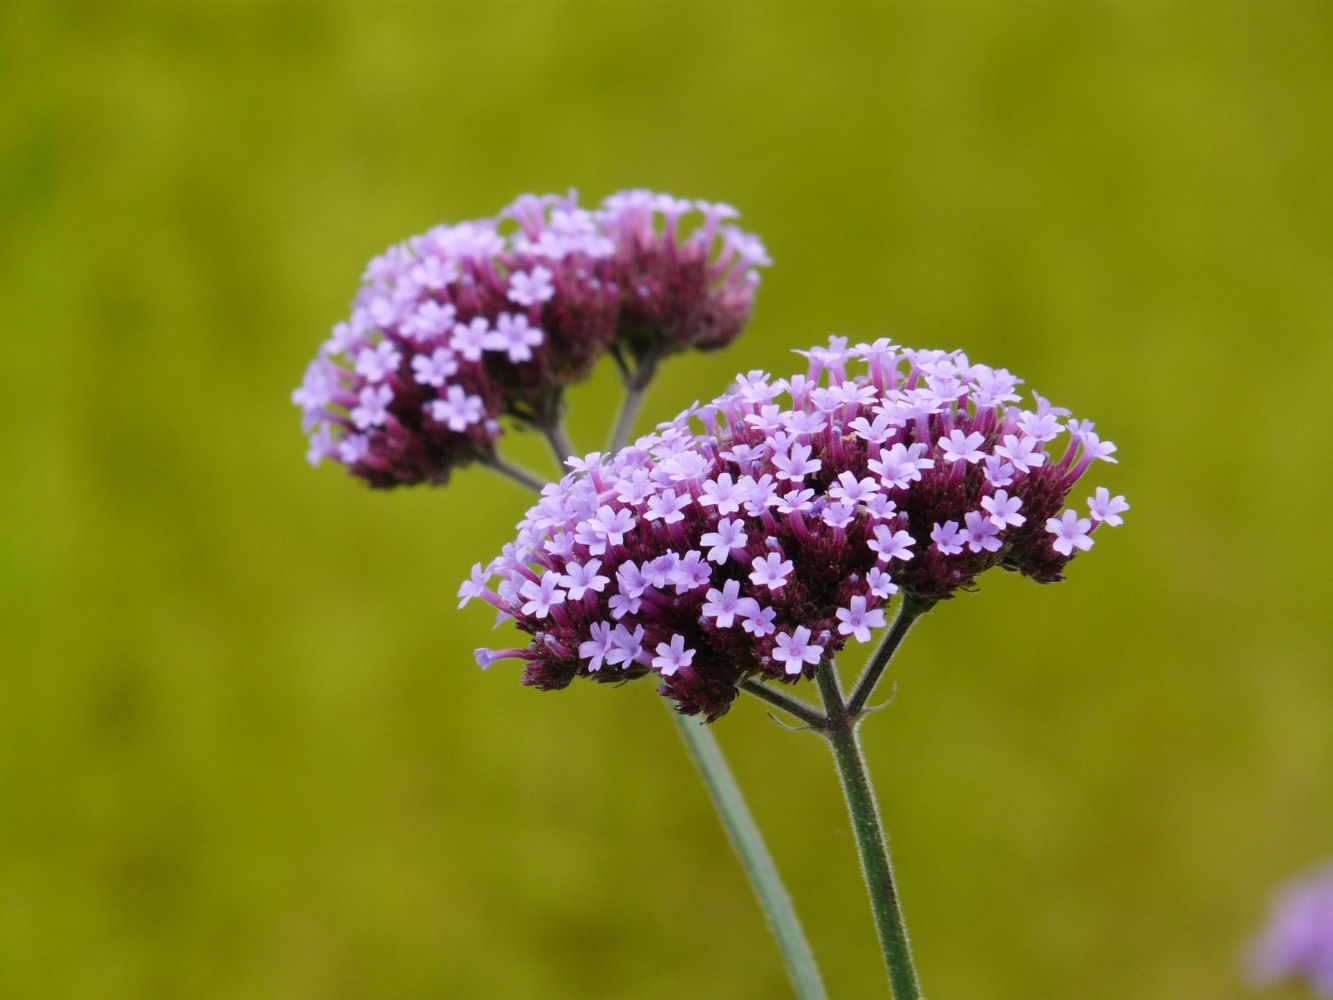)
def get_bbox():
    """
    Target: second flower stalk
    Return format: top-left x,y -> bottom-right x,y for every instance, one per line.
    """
500,398 -> 935,999
500,407 -> 834,1000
